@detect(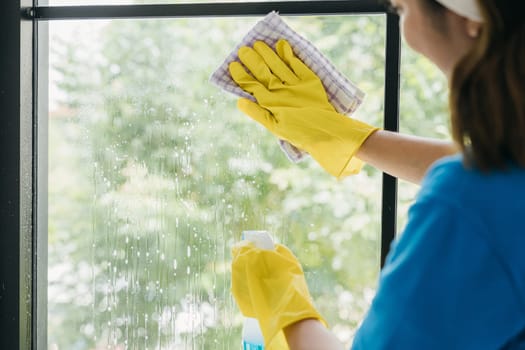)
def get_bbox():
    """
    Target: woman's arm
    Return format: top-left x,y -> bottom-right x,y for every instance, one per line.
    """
284,319 -> 346,350
356,130 -> 458,184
